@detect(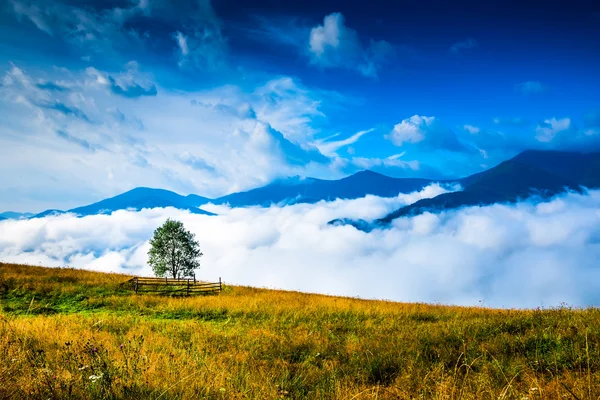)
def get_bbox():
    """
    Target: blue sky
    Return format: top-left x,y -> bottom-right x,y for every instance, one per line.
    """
1,0 -> 600,212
